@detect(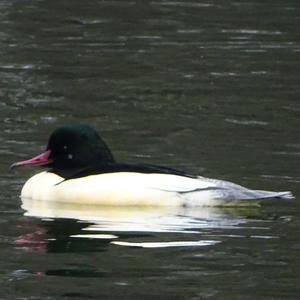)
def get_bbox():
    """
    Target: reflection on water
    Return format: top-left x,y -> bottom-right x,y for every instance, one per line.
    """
17,197 -> 265,252
21,197 -> 253,228
111,240 -> 220,248
13,198 -> 293,300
